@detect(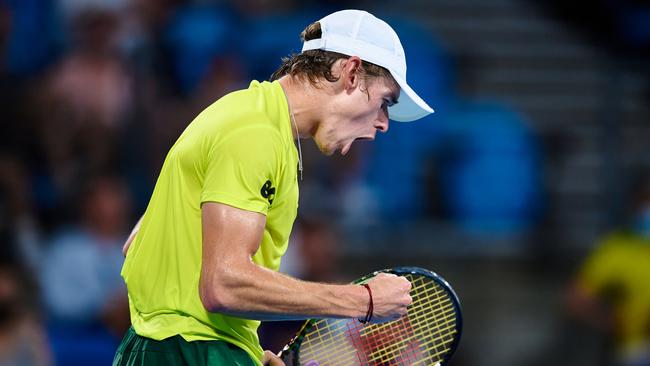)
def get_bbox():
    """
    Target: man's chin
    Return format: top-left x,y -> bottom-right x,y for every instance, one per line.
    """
316,143 -> 336,156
